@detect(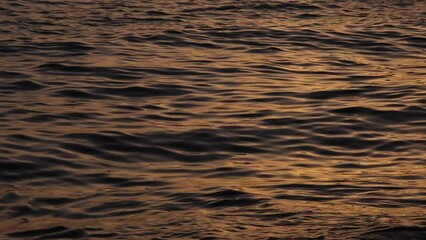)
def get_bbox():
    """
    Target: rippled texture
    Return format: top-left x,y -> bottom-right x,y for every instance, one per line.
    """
1,0 -> 425,239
